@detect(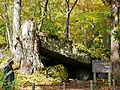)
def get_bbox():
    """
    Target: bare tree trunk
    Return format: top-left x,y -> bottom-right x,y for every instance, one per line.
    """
12,0 -> 44,75
84,28 -> 87,47
82,0 -> 87,47
102,13 -> 110,49
90,0 -> 95,45
12,0 -> 23,70
4,0 -> 12,50
38,0 -> 49,31
65,0 -> 78,40
65,0 -> 70,40
13,0 -> 21,52
110,0 -> 119,79
20,20 -> 44,75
